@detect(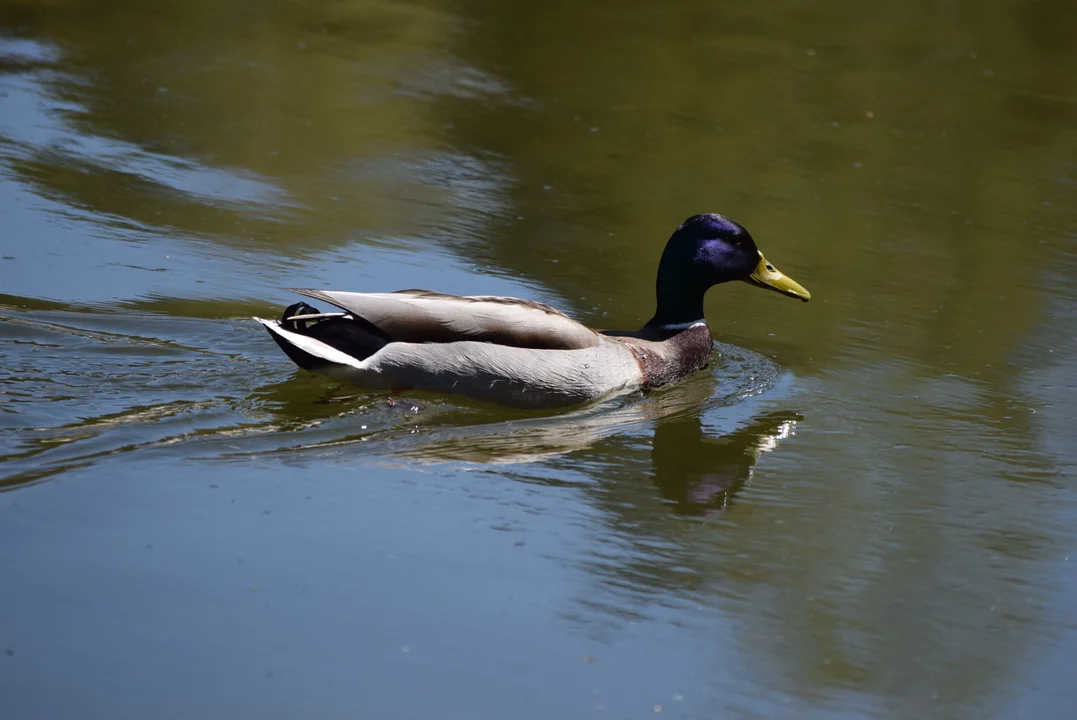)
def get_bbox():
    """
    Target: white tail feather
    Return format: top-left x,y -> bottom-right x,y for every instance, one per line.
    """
253,318 -> 365,369
284,312 -> 350,321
